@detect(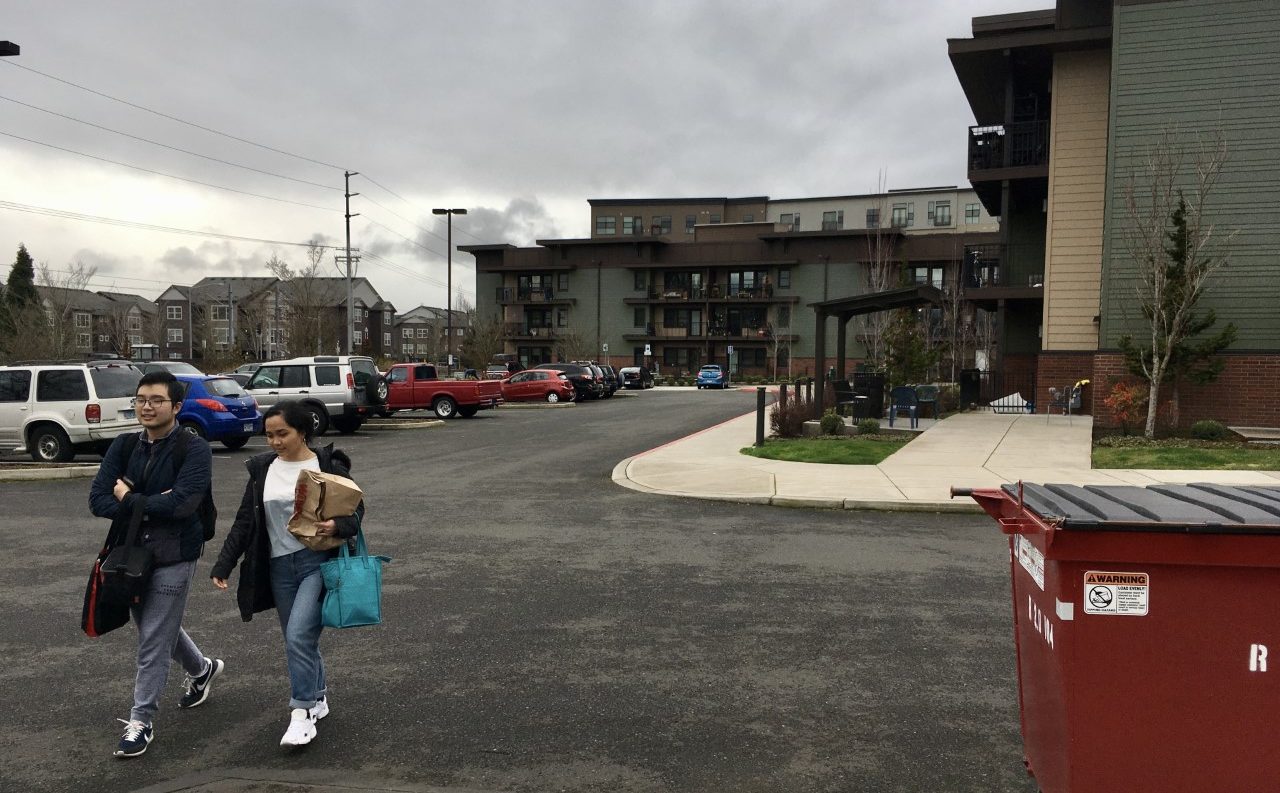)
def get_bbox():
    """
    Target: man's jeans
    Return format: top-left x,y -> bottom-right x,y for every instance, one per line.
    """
129,560 -> 206,724
269,548 -> 330,710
